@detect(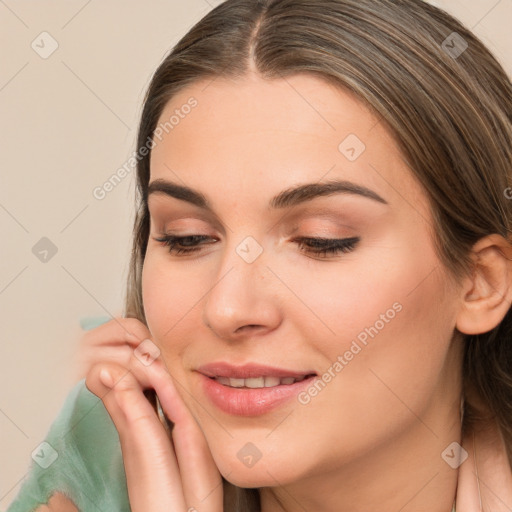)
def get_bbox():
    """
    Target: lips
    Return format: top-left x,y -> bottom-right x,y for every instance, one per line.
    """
197,361 -> 316,379
196,362 -> 318,416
